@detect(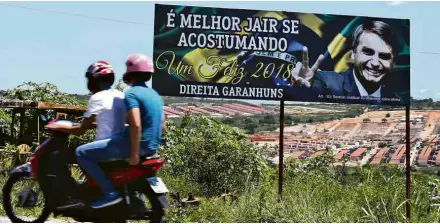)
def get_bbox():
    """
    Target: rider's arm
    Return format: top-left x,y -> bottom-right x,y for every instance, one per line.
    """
127,108 -> 141,157
45,94 -> 100,135
46,115 -> 96,136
